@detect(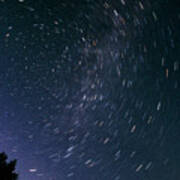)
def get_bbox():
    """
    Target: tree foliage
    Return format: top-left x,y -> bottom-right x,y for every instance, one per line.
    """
0,152 -> 18,180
